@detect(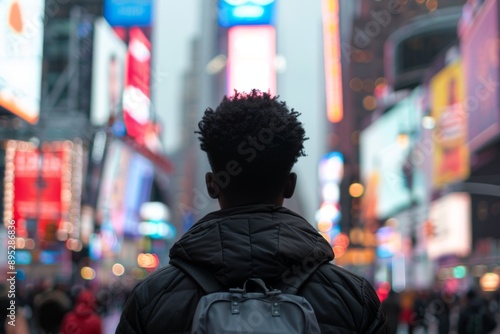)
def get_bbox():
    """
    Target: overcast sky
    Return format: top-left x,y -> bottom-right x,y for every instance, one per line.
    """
152,0 -> 327,222
152,0 -> 200,154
